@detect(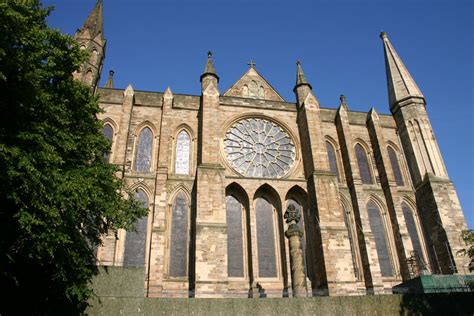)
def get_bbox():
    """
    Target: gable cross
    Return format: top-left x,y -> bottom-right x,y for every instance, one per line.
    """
248,60 -> 256,68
